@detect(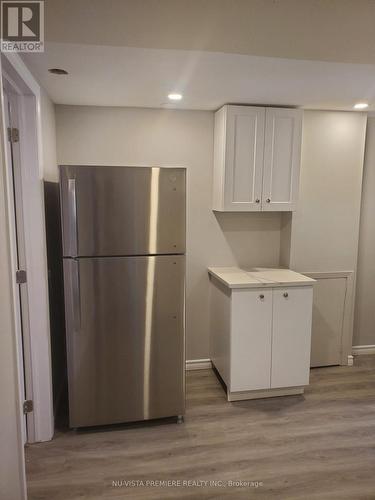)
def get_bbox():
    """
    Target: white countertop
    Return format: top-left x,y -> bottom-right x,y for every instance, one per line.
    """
208,267 -> 315,289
